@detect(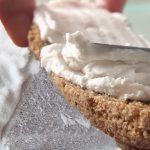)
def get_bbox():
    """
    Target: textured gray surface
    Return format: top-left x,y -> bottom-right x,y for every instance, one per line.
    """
3,69 -> 118,150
